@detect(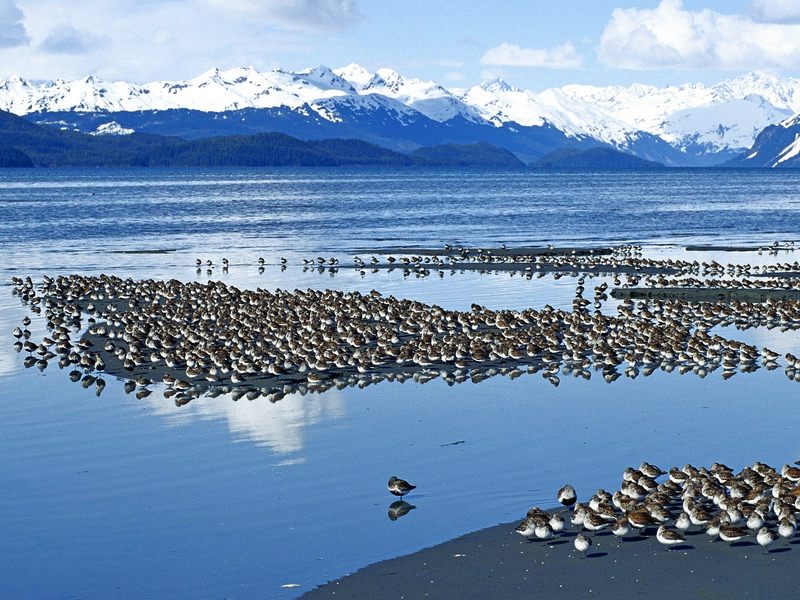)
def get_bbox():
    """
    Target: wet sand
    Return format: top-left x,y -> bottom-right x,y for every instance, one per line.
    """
611,287 -> 800,302
686,244 -> 796,252
360,246 -> 616,257
338,262 -> 679,276
303,513 -> 800,599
